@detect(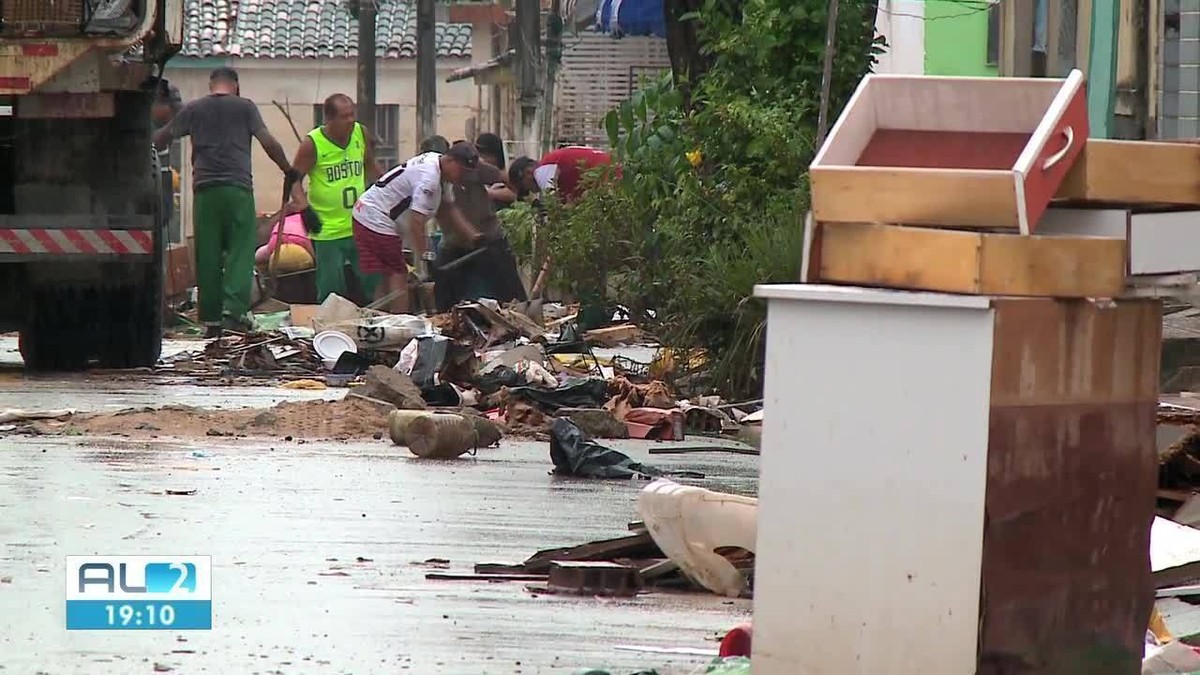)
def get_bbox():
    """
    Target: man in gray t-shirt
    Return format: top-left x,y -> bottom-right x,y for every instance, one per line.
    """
154,67 -> 300,335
